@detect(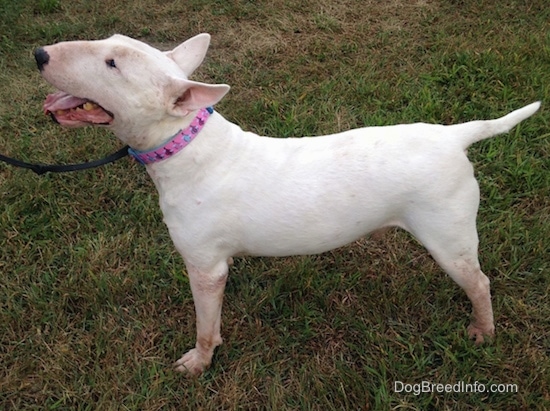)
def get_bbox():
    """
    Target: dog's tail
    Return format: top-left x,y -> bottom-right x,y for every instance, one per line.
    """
452,101 -> 541,148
